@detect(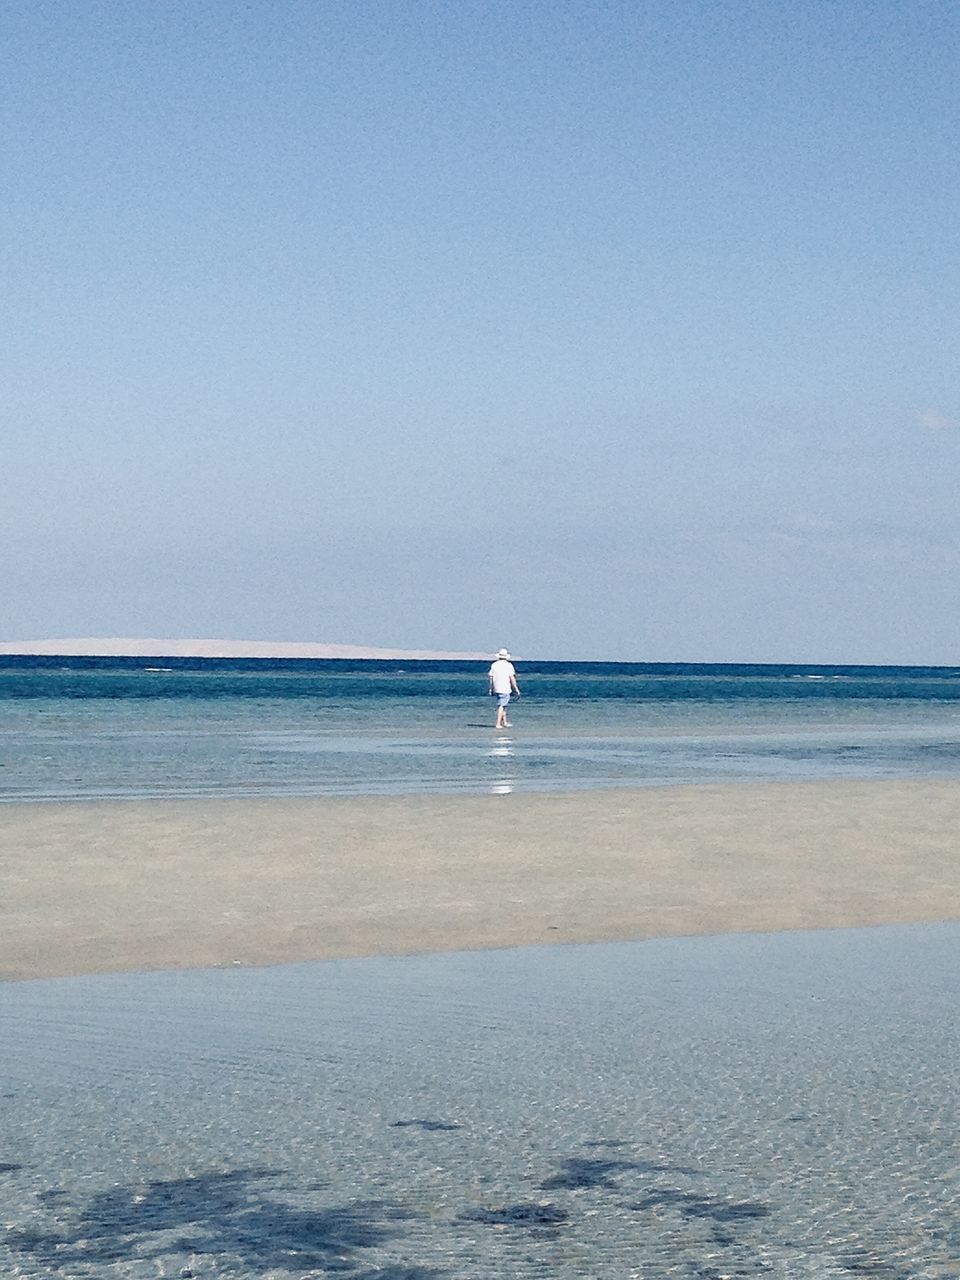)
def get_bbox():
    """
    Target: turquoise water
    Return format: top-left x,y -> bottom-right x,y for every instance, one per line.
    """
1,924 -> 959,1278
3,657 -> 960,799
